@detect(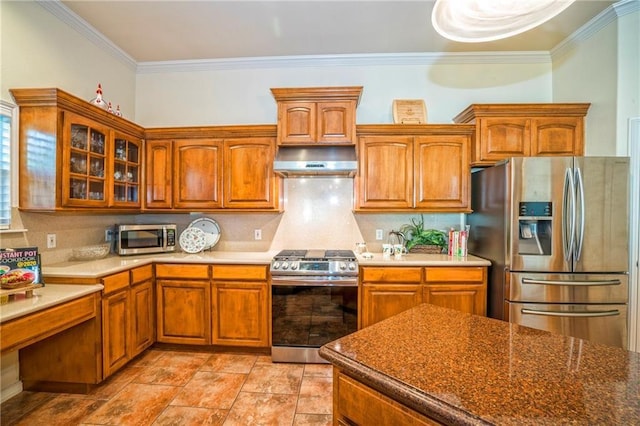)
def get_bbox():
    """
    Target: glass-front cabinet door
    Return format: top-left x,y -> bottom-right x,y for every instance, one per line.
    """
112,132 -> 141,208
62,112 -> 109,207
